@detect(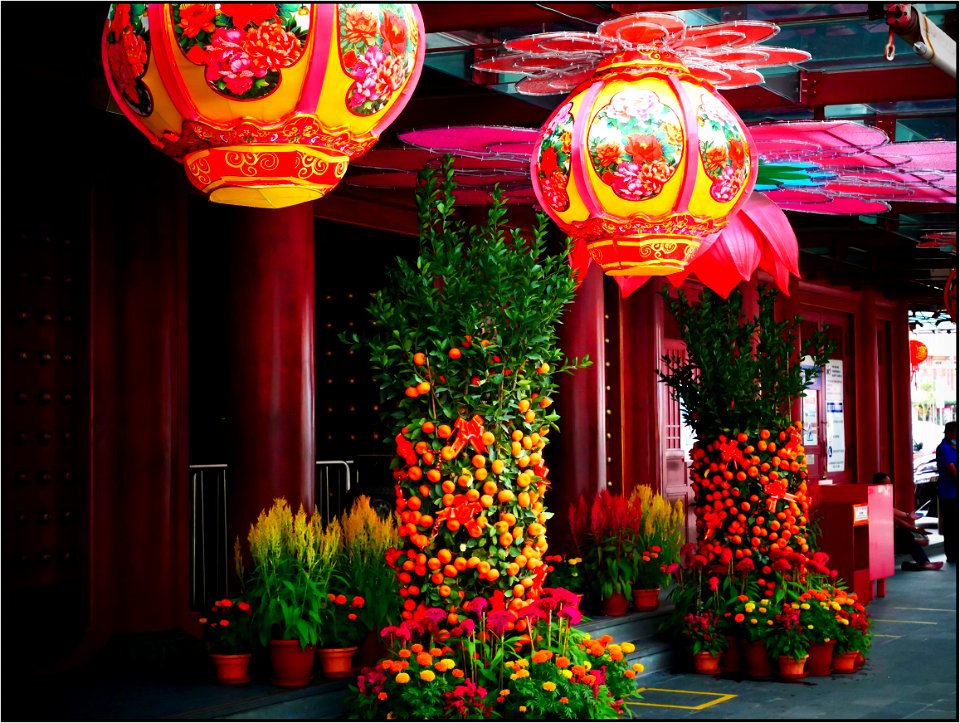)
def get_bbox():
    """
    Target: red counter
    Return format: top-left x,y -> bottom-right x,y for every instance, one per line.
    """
812,483 -> 895,603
